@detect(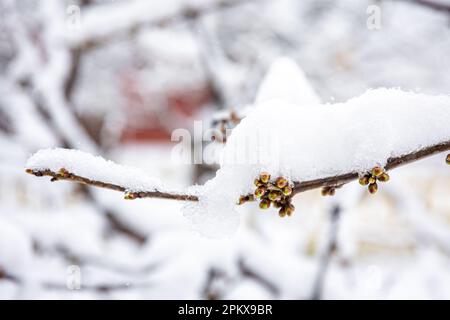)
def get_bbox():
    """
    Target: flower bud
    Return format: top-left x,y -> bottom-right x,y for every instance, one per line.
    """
282,186 -> 293,196
254,179 -> 263,187
368,176 -> 376,184
371,166 -> 383,177
278,207 -> 287,217
286,203 -> 295,216
254,186 -> 266,198
359,176 -> 369,186
378,173 -> 390,182
260,172 -> 271,183
446,154 -> 450,165
58,168 -> 70,178
124,192 -> 137,200
275,177 -> 288,189
259,199 -> 271,209
268,190 -> 281,201
273,201 -> 283,208
238,196 -> 249,205
368,182 -> 378,194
